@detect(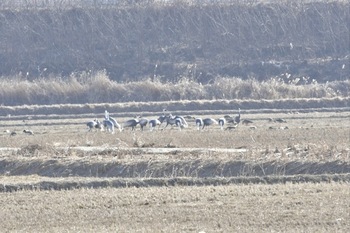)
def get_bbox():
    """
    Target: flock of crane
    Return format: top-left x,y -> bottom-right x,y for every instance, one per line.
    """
86,109 -> 254,134
2,109 -> 290,136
